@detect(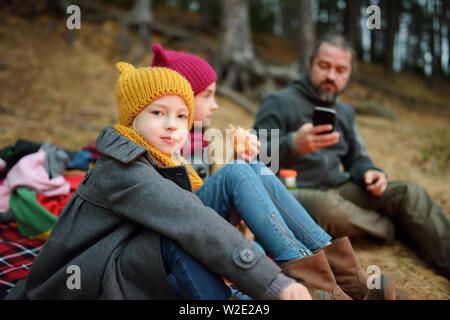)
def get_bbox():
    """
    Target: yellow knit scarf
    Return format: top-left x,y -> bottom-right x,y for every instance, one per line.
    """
114,124 -> 203,192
